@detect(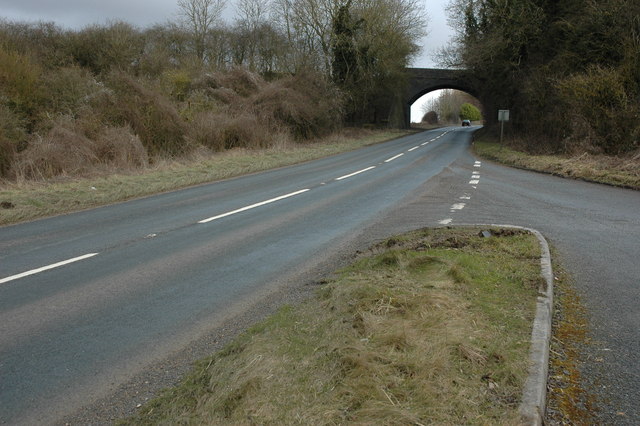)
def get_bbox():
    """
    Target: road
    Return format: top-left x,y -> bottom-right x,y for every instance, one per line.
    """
1,127 -> 638,424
